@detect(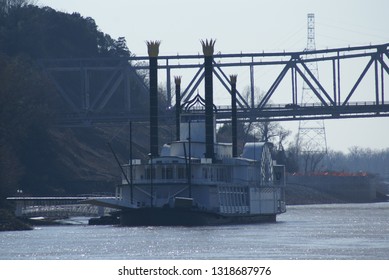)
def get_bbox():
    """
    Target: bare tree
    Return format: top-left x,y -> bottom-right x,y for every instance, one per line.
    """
241,86 -> 291,148
301,151 -> 326,174
293,135 -> 326,174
